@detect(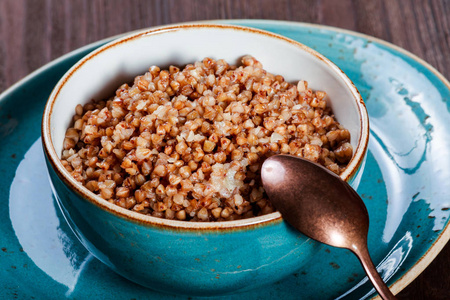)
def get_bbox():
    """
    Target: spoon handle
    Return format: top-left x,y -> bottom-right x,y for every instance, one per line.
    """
354,245 -> 397,300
